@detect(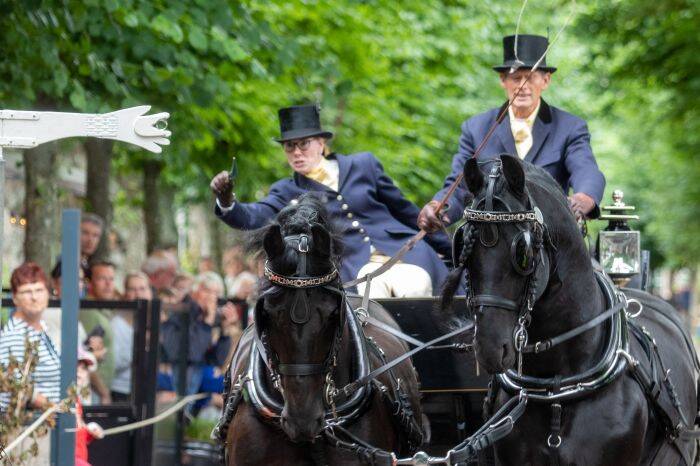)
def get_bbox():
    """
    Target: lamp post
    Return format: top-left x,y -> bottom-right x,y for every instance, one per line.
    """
597,190 -> 641,286
0,105 -> 170,465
